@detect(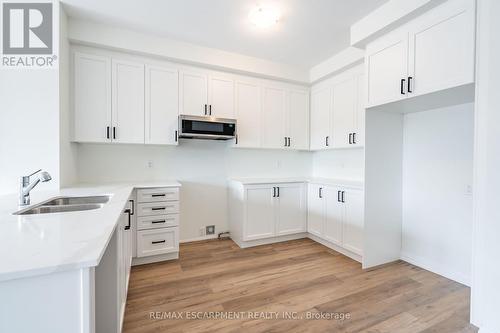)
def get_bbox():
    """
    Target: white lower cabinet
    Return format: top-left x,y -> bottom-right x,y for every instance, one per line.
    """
133,186 -> 180,262
137,228 -> 179,257
118,197 -> 133,330
276,184 -> 307,235
307,183 -> 364,257
229,181 -> 307,246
